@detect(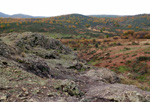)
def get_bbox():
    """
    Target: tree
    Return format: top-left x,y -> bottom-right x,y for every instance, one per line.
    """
102,27 -> 105,31
16,23 -> 19,26
0,24 -> 5,29
7,24 -> 10,27
136,26 -> 139,29
105,35 -> 109,38
10,29 -> 14,32
145,34 -> 150,39
128,24 -> 132,28
72,25 -> 76,28
85,24 -> 90,28
92,39 -> 96,44
95,43 -> 99,48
